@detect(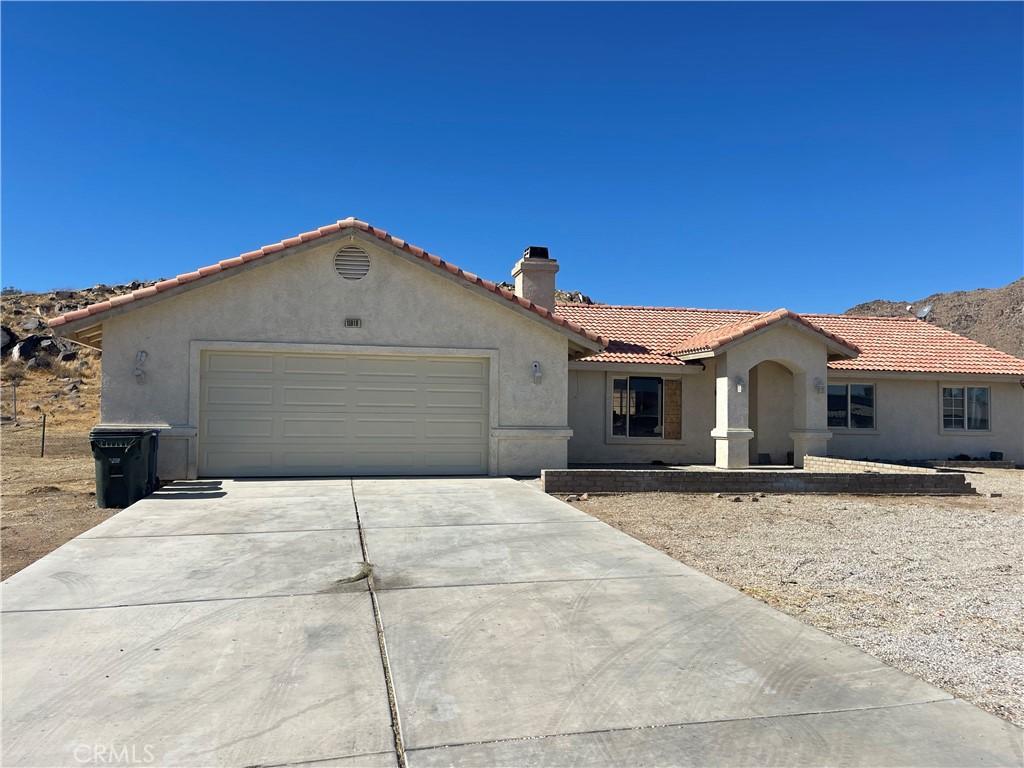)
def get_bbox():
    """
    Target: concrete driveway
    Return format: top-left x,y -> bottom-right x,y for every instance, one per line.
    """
2,477 -> 1020,767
